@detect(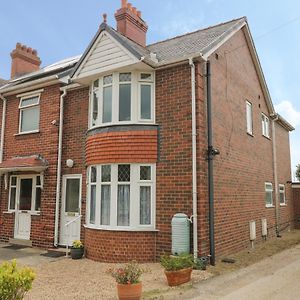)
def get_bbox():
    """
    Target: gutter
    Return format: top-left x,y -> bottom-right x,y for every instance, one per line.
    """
0,94 -> 7,163
271,114 -> 280,237
189,58 -> 198,262
54,87 -> 67,246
